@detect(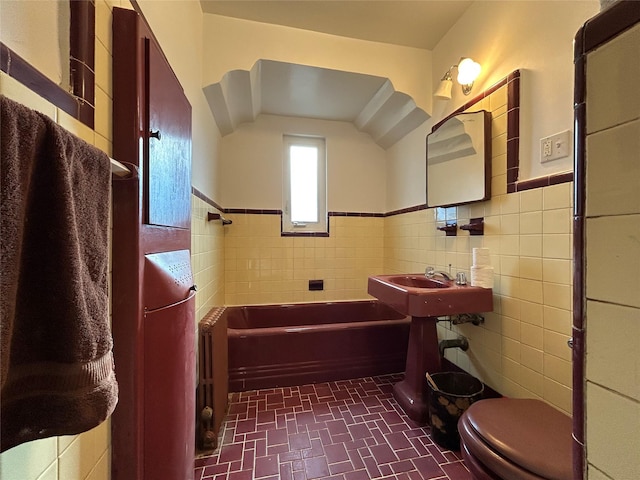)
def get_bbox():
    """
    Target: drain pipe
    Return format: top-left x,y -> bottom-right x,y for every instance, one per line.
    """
439,335 -> 469,357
